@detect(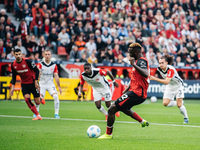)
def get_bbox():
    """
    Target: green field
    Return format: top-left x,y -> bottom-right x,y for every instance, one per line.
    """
0,99 -> 200,150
